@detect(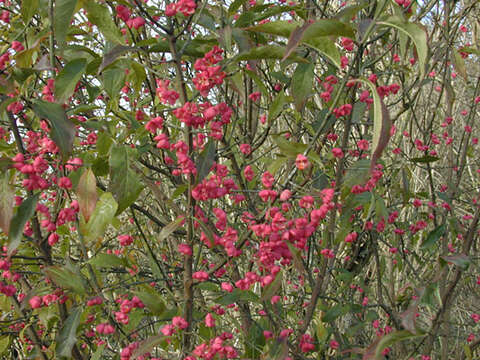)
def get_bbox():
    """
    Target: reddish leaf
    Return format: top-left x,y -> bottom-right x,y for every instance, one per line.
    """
351,78 -> 392,172
98,45 -> 139,74
362,336 -> 382,359
341,347 -> 365,356
282,22 -> 312,61
131,335 -> 165,358
76,168 -> 98,222
399,288 -> 424,334
260,271 -> 283,301
441,254 -> 471,270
